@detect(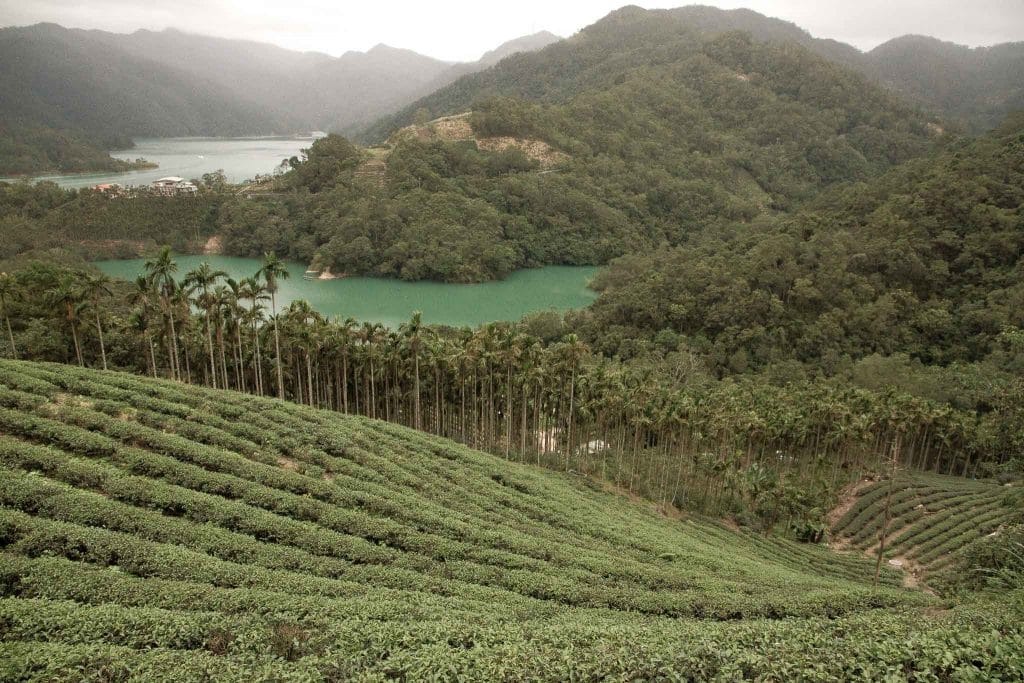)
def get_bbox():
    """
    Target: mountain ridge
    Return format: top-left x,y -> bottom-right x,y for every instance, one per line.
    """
361,5 -> 1023,141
